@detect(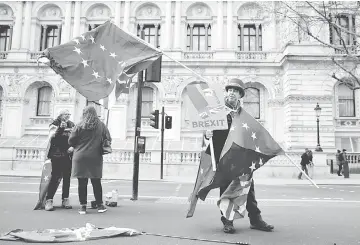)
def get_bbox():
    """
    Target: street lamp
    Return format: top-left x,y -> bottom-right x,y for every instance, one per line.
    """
314,103 -> 323,152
